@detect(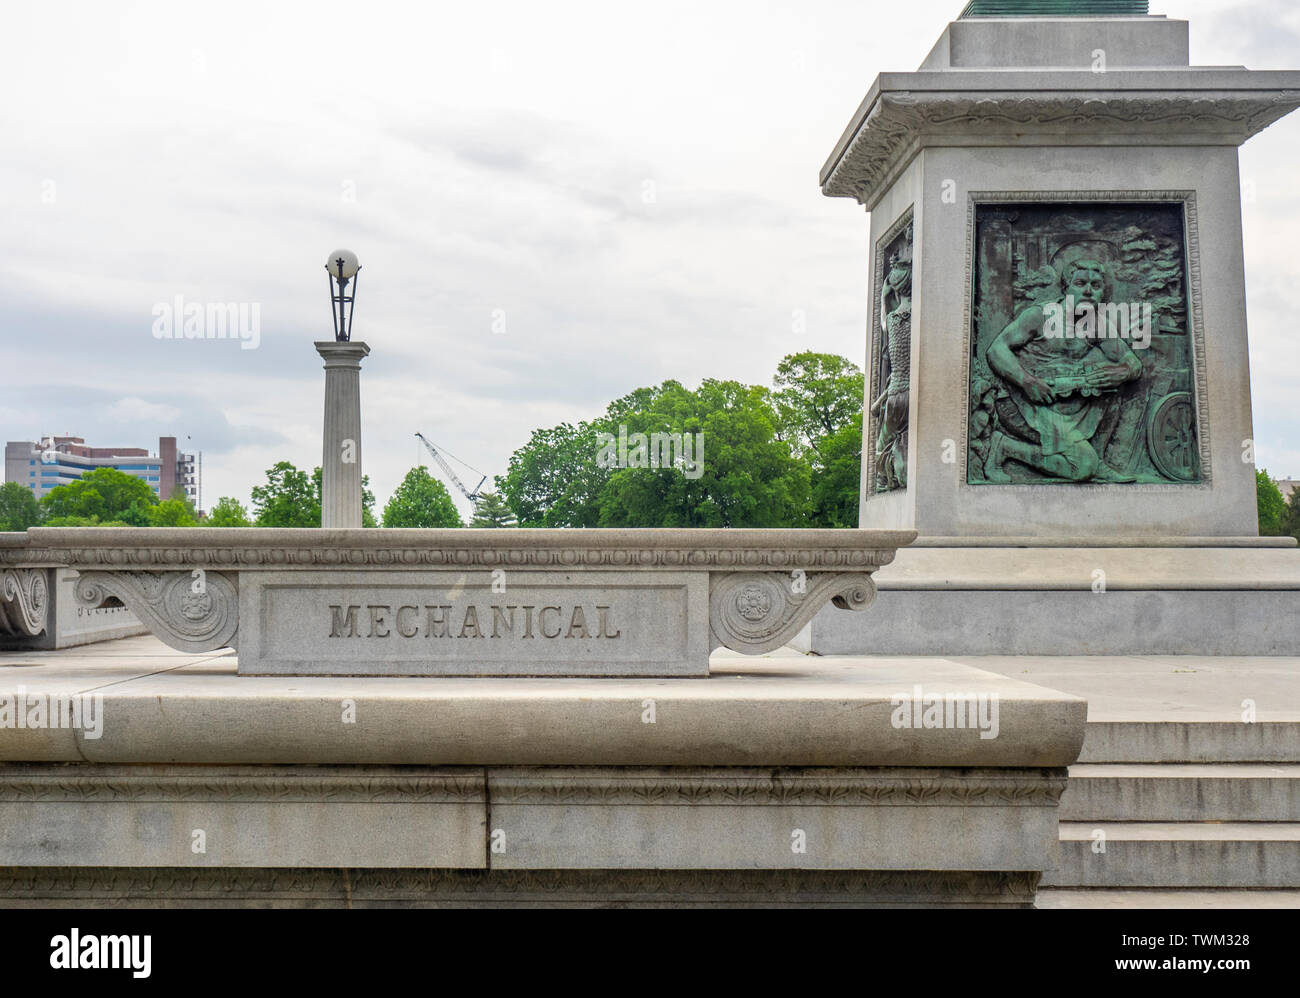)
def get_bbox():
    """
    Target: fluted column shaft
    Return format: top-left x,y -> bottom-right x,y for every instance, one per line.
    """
315,340 -> 370,528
